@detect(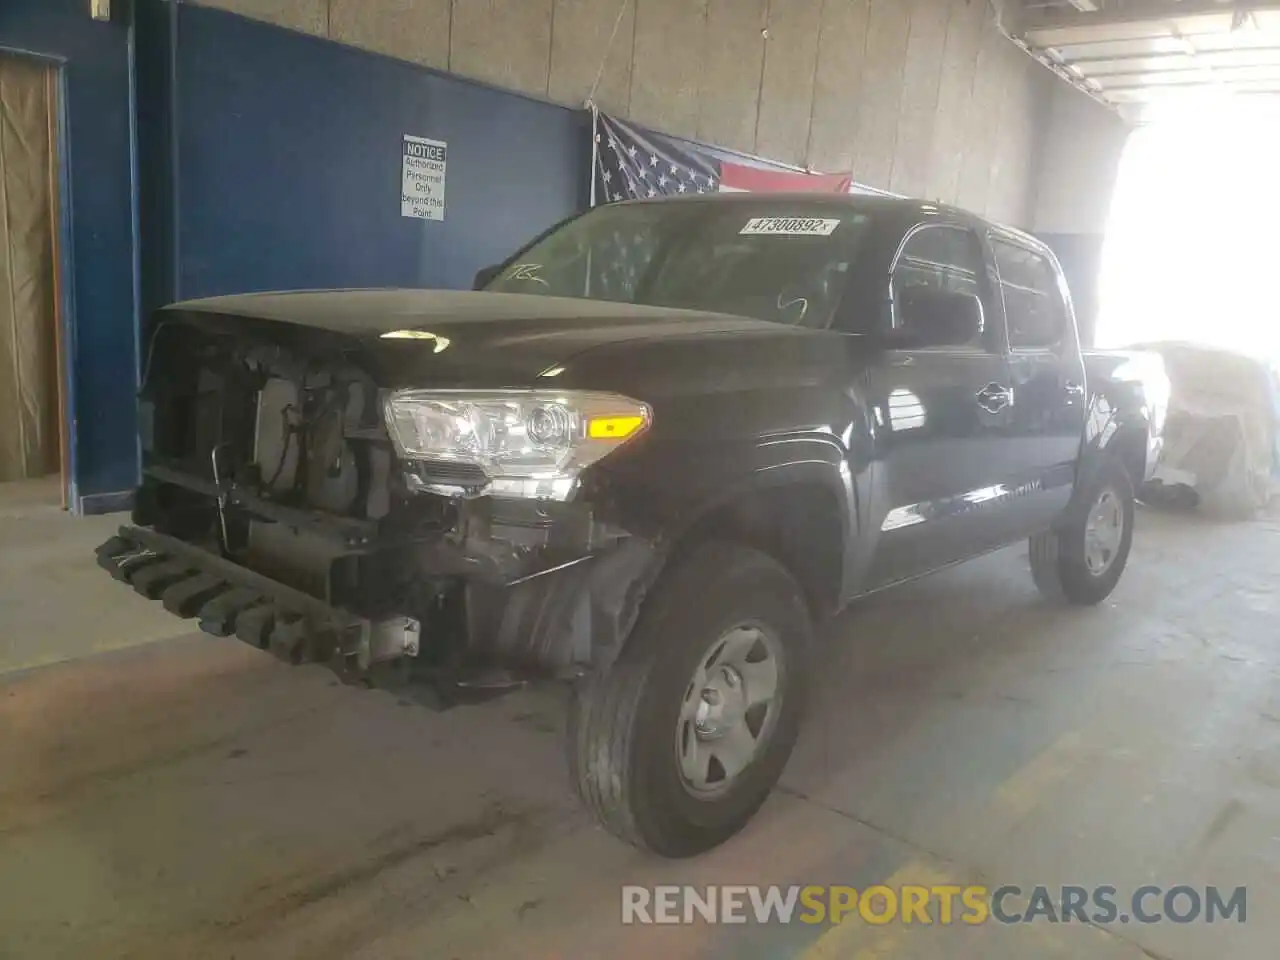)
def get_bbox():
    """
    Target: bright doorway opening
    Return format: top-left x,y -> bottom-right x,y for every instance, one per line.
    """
1096,99 -> 1280,358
